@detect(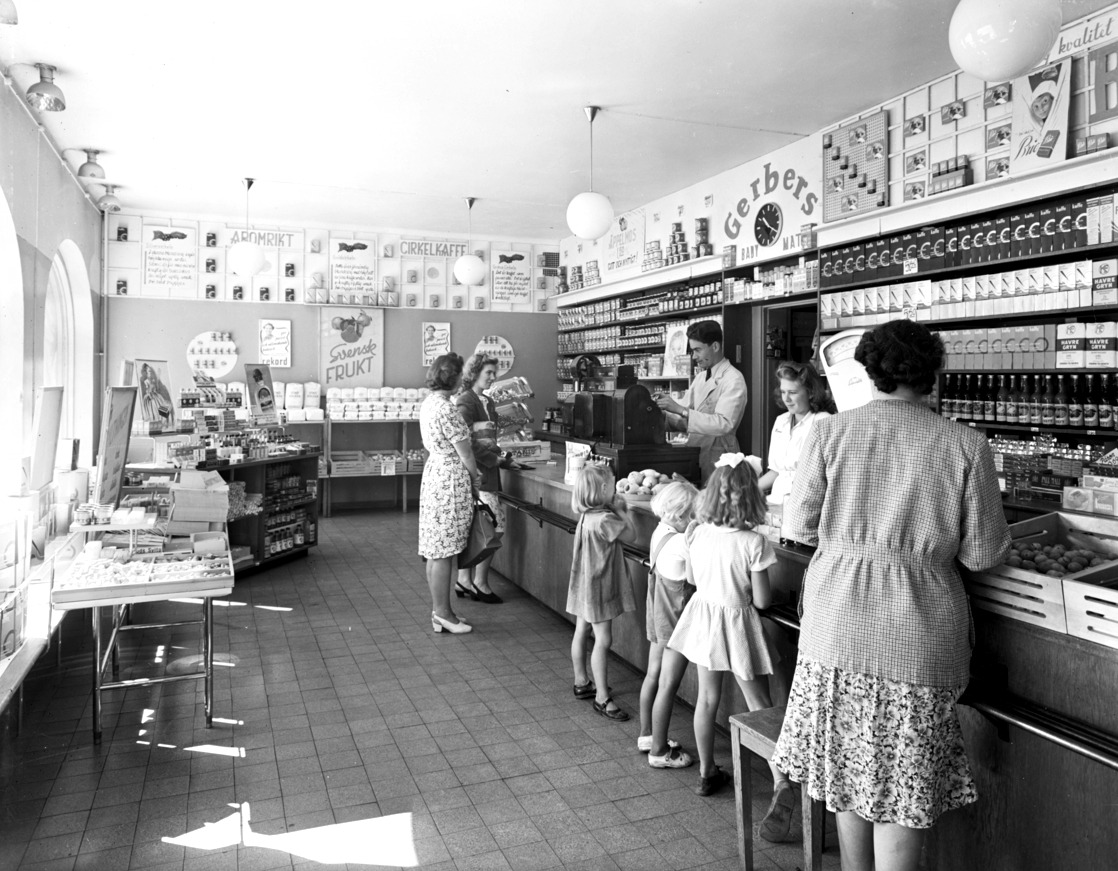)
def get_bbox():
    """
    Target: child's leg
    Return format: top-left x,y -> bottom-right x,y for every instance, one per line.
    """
590,620 -> 621,712
639,641 -> 666,738
571,618 -> 592,686
650,647 -> 688,755
693,665 -> 724,777
734,675 -> 786,786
